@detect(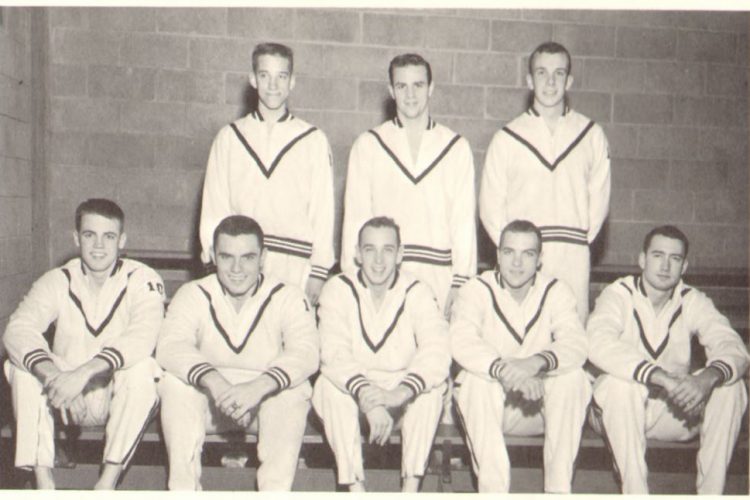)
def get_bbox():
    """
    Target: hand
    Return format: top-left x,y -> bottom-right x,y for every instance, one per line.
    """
443,287 -> 458,321
669,371 -> 720,413
46,367 -> 92,409
516,377 -> 545,401
357,385 -> 386,414
61,395 -> 88,426
365,406 -> 394,446
201,371 -> 232,402
496,356 -> 546,391
305,277 -> 325,307
649,368 -> 681,393
381,385 -> 413,410
216,375 -> 277,423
